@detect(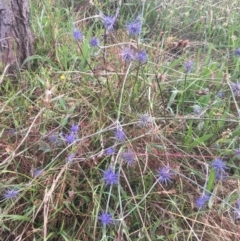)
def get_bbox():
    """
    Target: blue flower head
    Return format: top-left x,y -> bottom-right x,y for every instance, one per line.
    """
65,132 -> 76,145
192,105 -> 202,115
235,48 -> 240,57
195,193 -> 210,209
102,15 -> 115,31
102,167 -> 119,186
231,81 -> 240,96
48,133 -> 58,143
3,188 -> 20,200
121,48 -> 135,62
137,50 -> 148,63
114,126 -> 125,142
66,153 -> 75,163
105,147 -> 115,156
157,166 -> 174,185
73,28 -> 82,40
211,158 -> 228,180
32,168 -> 43,177
138,113 -> 153,128
122,149 -> 134,165
126,20 -> 142,36
90,37 -> 100,47
98,212 -> 114,226
184,60 -> 194,73
70,124 -> 79,133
